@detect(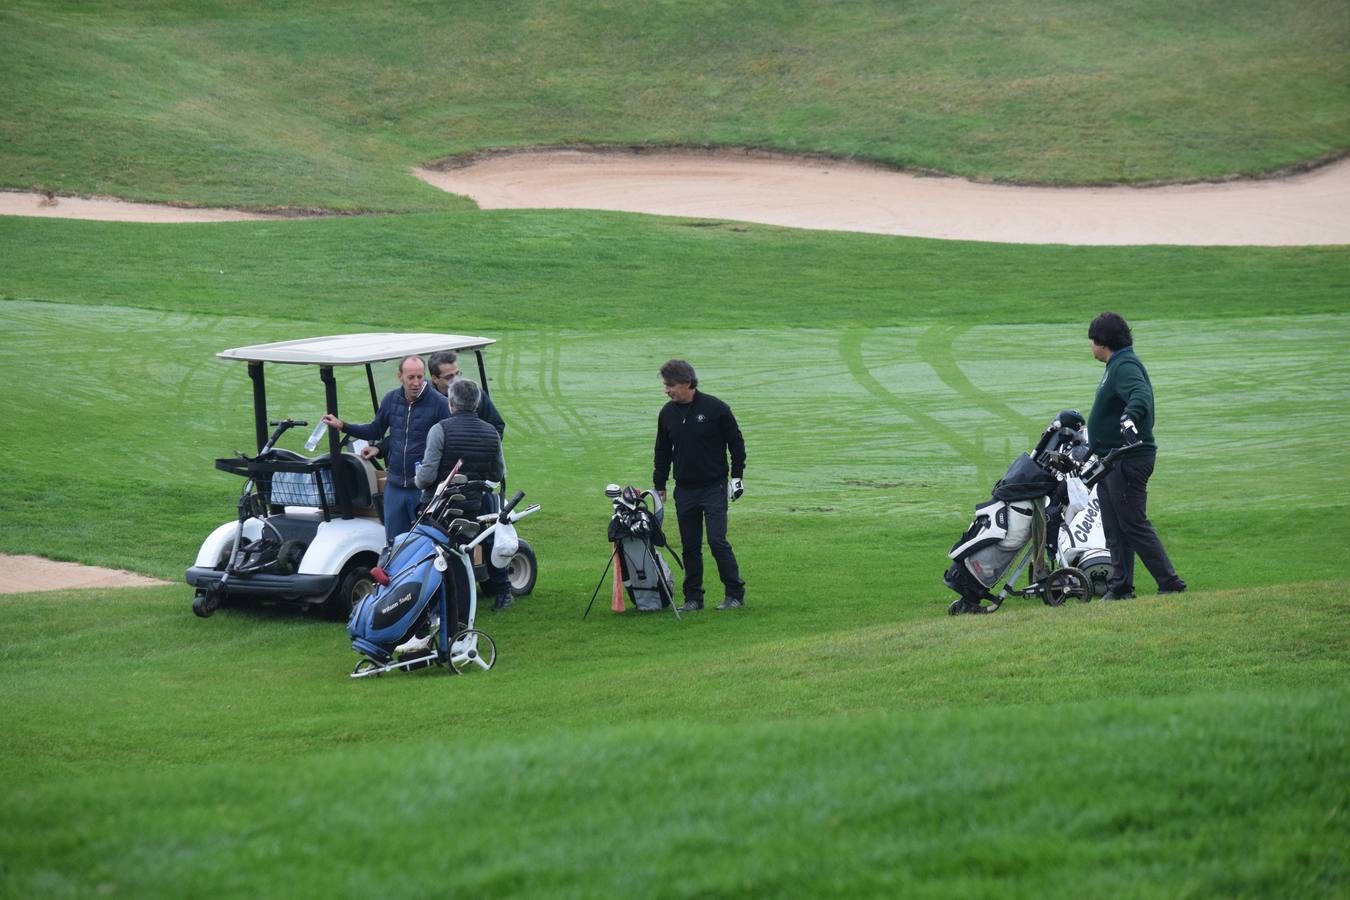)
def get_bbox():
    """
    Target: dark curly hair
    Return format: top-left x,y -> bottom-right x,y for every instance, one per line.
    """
1088,312 -> 1133,351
